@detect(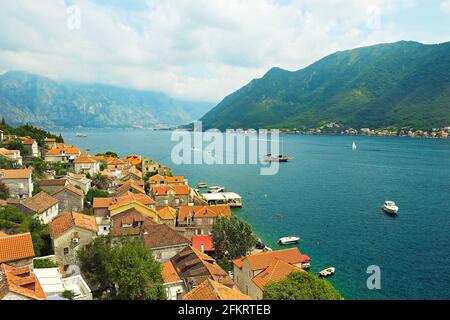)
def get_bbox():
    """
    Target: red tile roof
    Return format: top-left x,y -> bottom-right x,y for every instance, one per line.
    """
21,192 -> 59,213
142,224 -> 190,249
0,233 -> 35,264
183,279 -> 252,300
110,208 -> 157,237
51,184 -> 84,197
252,258 -> 303,289
151,185 -> 190,196
161,260 -> 182,284
0,264 -> 46,300
38,179 -> 67,187
177,205 -> 231,222
192,235 -> 214,252
233,248 -> 305,271
49,211 -> 97,238
92,197 -> 114,209
0,169 -> 32,179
